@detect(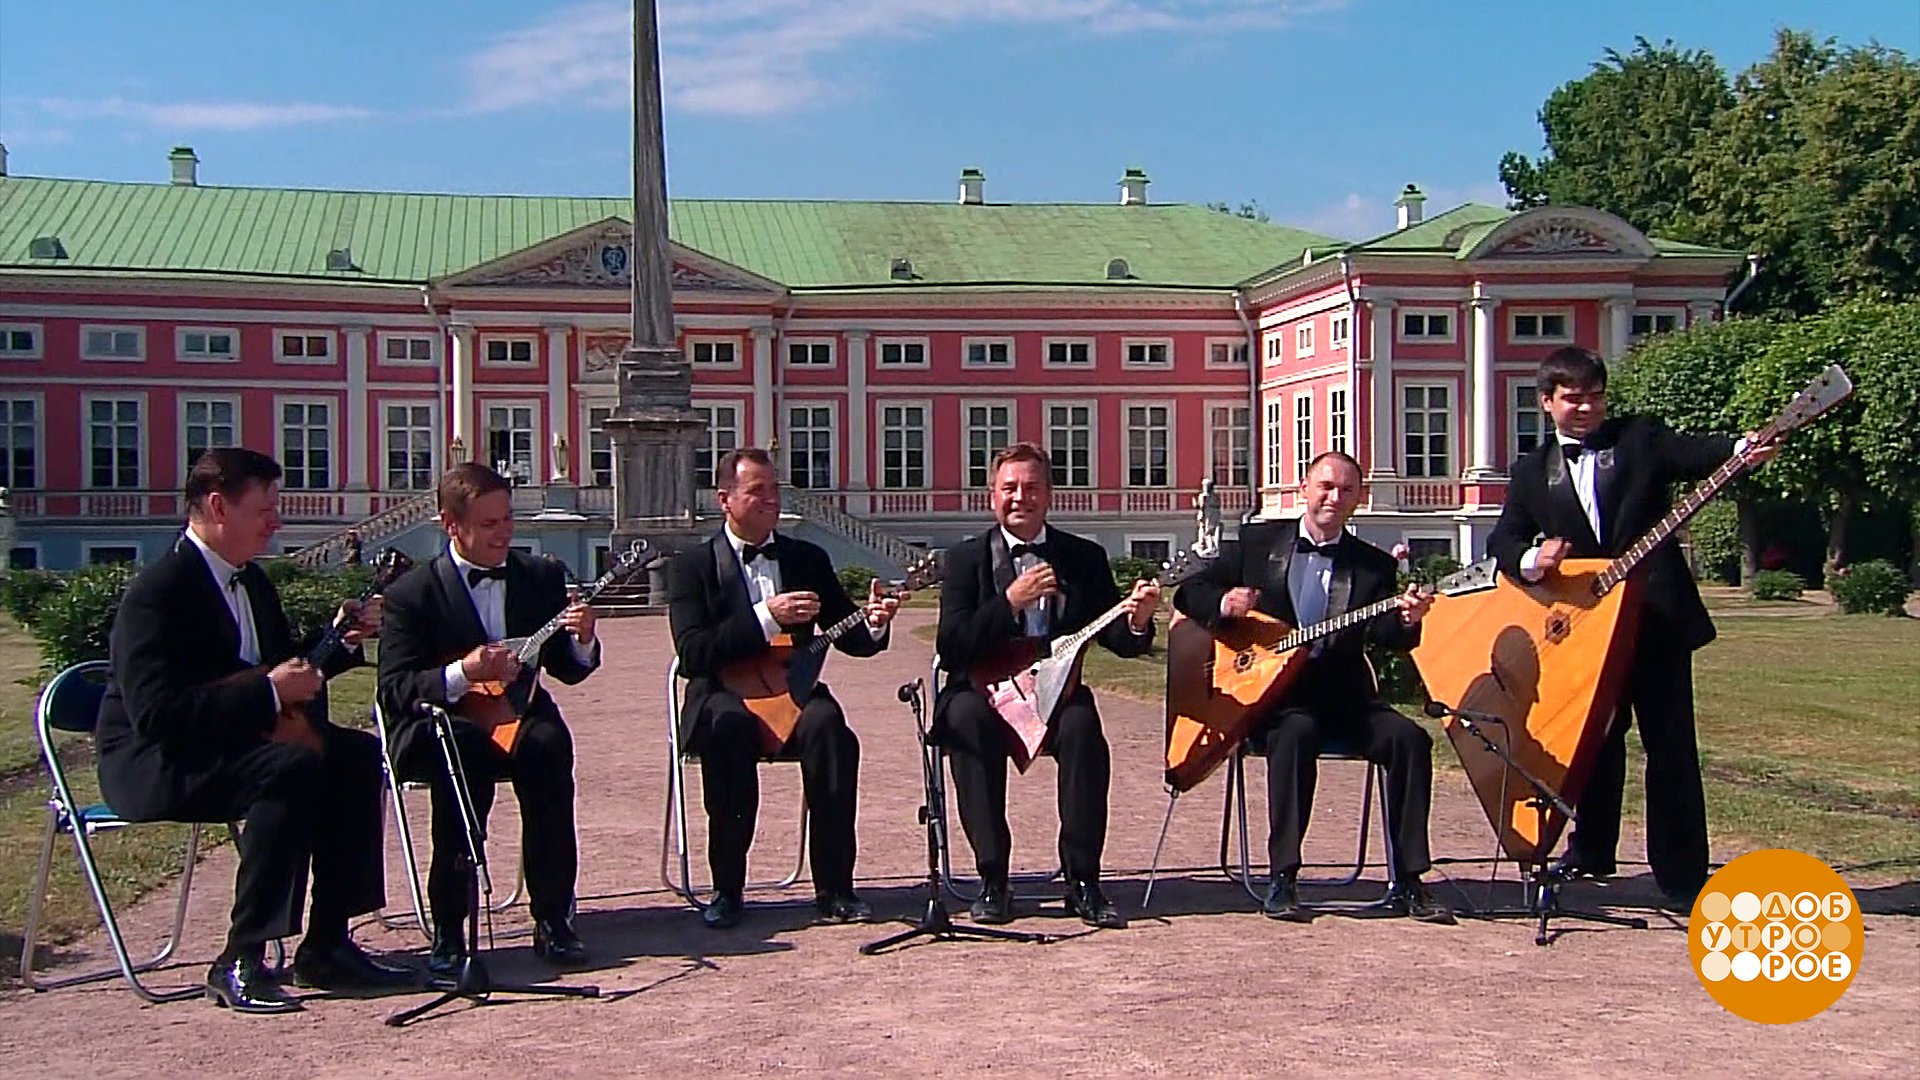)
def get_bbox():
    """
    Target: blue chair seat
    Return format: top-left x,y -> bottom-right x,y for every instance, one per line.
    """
58,803 -> 129,831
